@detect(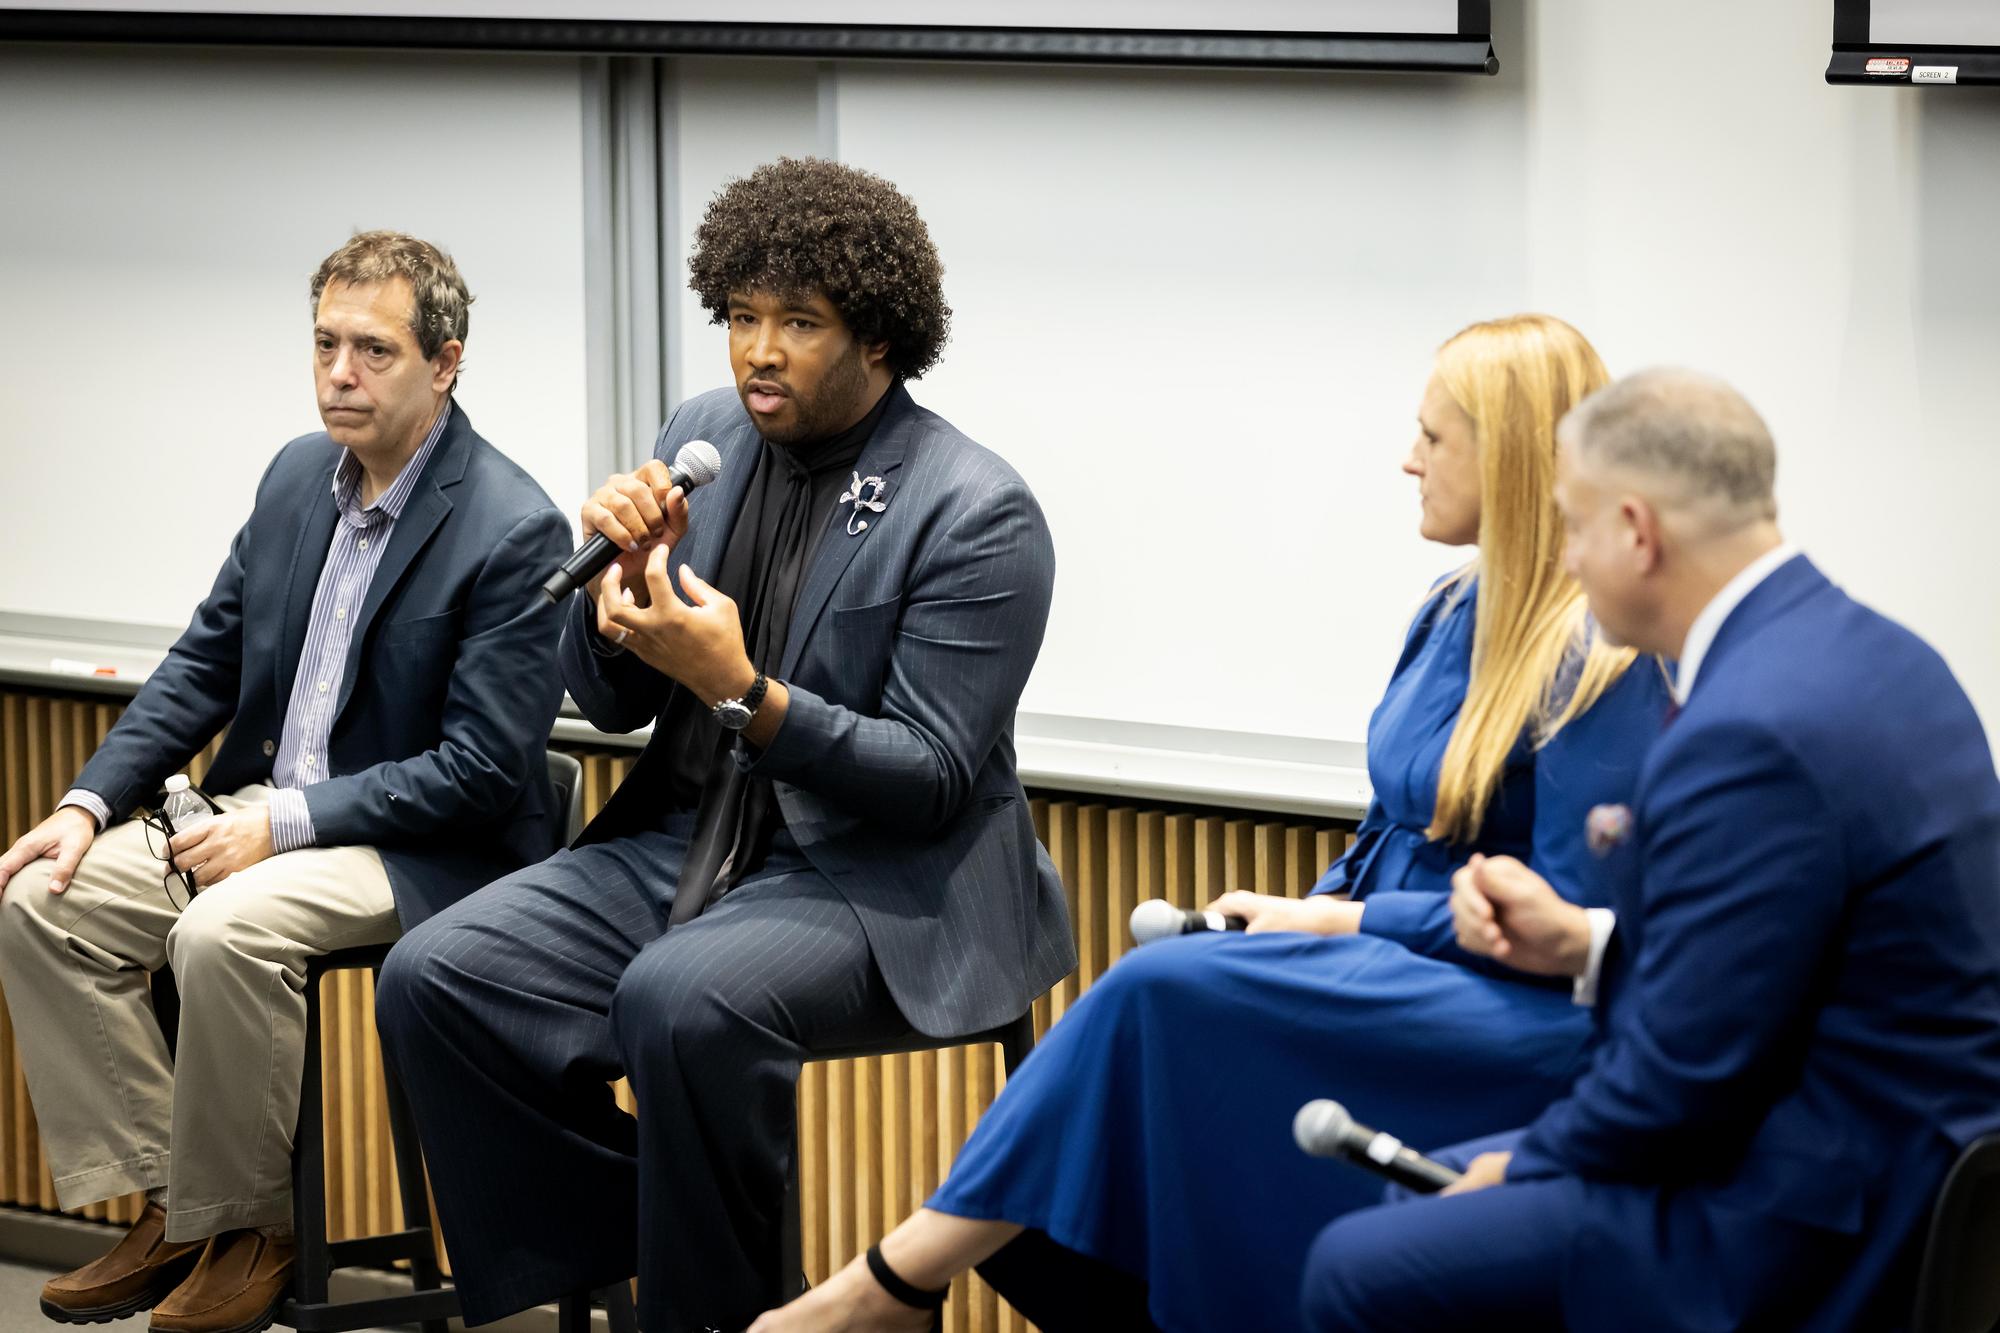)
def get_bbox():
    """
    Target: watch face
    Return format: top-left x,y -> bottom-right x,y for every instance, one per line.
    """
714,700 -> 754,731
